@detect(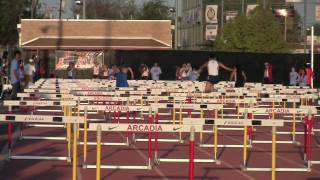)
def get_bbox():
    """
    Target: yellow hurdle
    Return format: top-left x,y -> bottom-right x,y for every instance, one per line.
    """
199,108 -> 204,144
214,110 -> 218,160
72,123 -> 78,180
271,126 -> 276,180
179,101 -> 182,141
96,125 -> 102,180
83,107 -> 88,164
